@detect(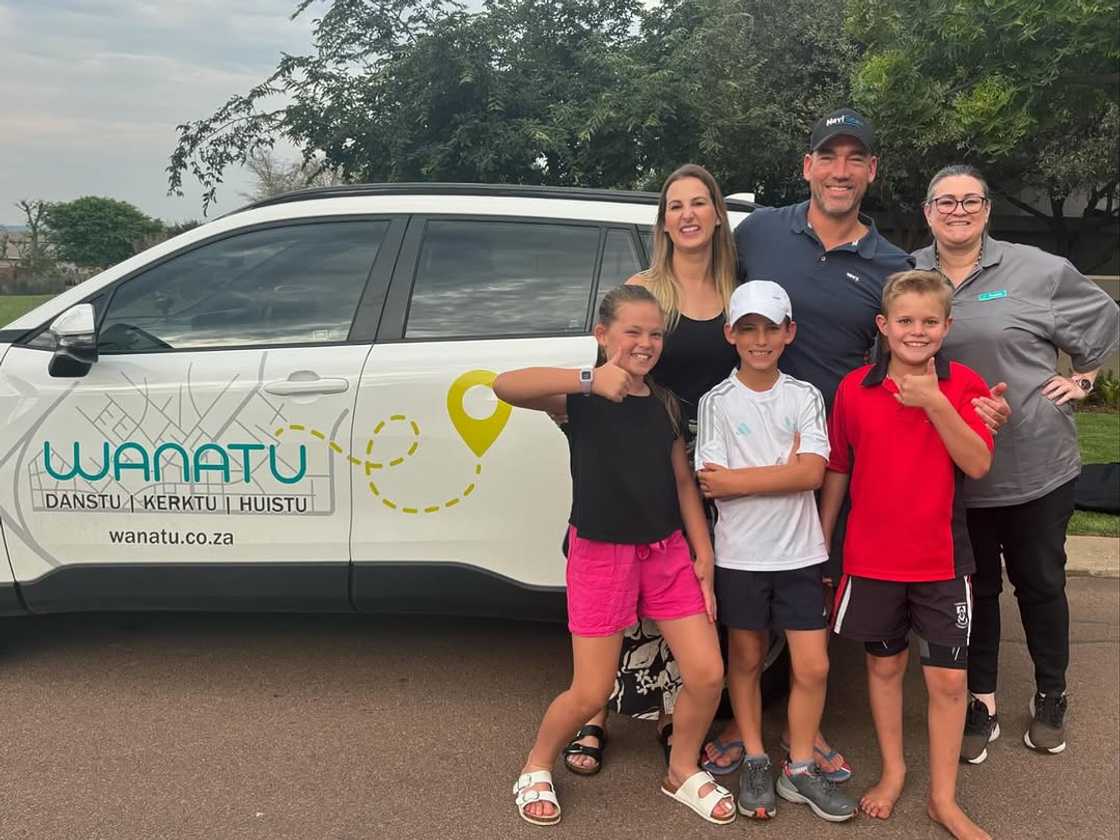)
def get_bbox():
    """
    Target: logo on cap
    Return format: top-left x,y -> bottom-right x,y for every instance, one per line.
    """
810,108 -> 875,151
